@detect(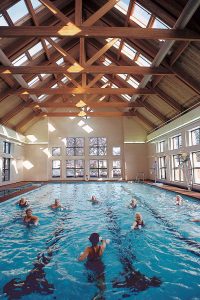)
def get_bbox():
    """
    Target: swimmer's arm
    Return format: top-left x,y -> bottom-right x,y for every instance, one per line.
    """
32,216 -> 39,225
78,247 -> 89,261
100,240 -> 106,254
131,221 -> 137,229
